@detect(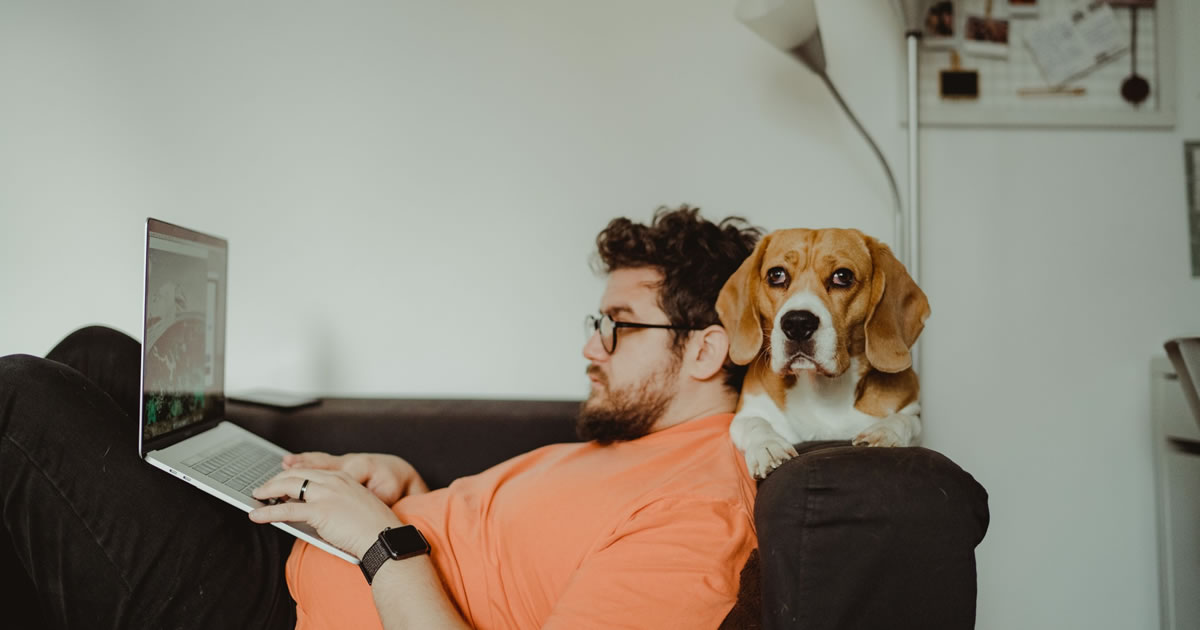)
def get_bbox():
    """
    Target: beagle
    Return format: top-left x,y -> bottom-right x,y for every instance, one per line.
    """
716,228 -> 930,478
